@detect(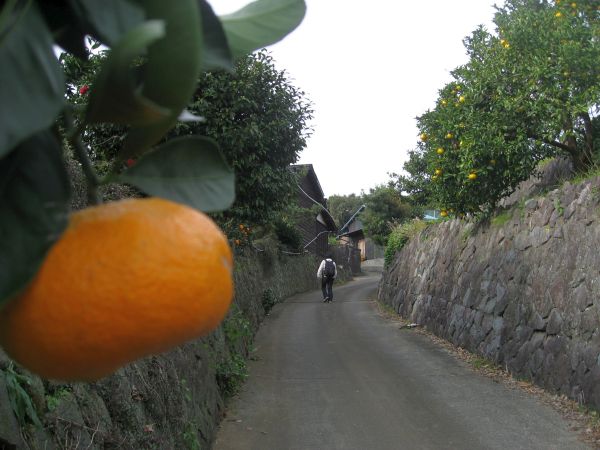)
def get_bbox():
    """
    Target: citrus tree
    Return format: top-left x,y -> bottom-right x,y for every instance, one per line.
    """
0,0 -> 306,380
414,0 -> 600,216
